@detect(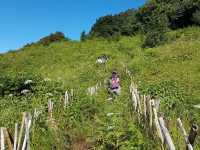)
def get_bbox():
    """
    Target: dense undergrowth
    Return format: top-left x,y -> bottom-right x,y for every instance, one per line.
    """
0,26 -> 200,149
